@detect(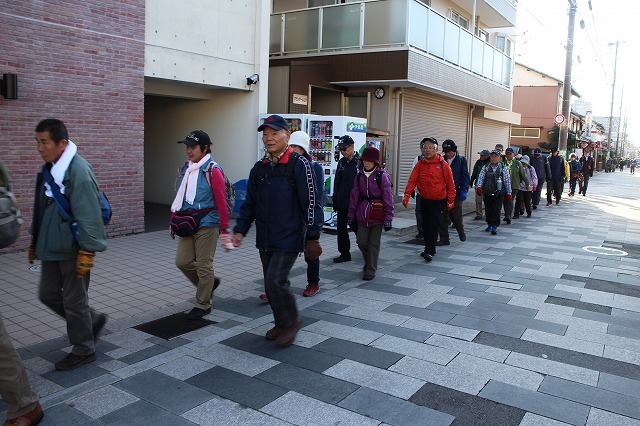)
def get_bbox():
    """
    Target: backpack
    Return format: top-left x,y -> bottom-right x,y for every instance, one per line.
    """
42,165 -> 111,242
180,160 -> 236,216
0,160 -> 23,248
257,151 -> 300,184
